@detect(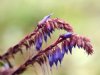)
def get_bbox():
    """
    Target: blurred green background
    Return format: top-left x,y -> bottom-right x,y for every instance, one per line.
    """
0,0 -> 100,75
